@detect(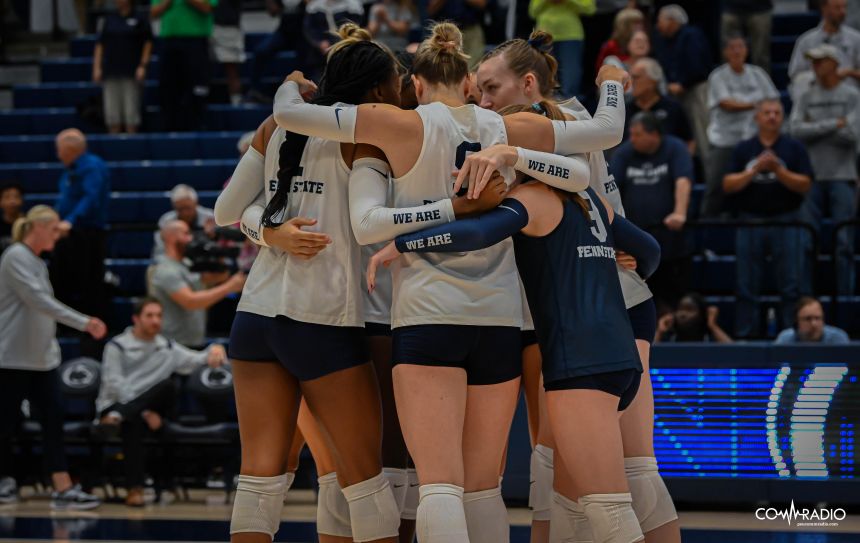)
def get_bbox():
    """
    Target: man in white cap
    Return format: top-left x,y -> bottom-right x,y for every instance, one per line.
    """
788,0 -> 860,101
790,43 -> 860,296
